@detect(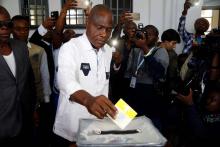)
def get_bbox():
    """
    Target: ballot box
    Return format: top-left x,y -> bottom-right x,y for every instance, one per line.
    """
76,116 -> 167,147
